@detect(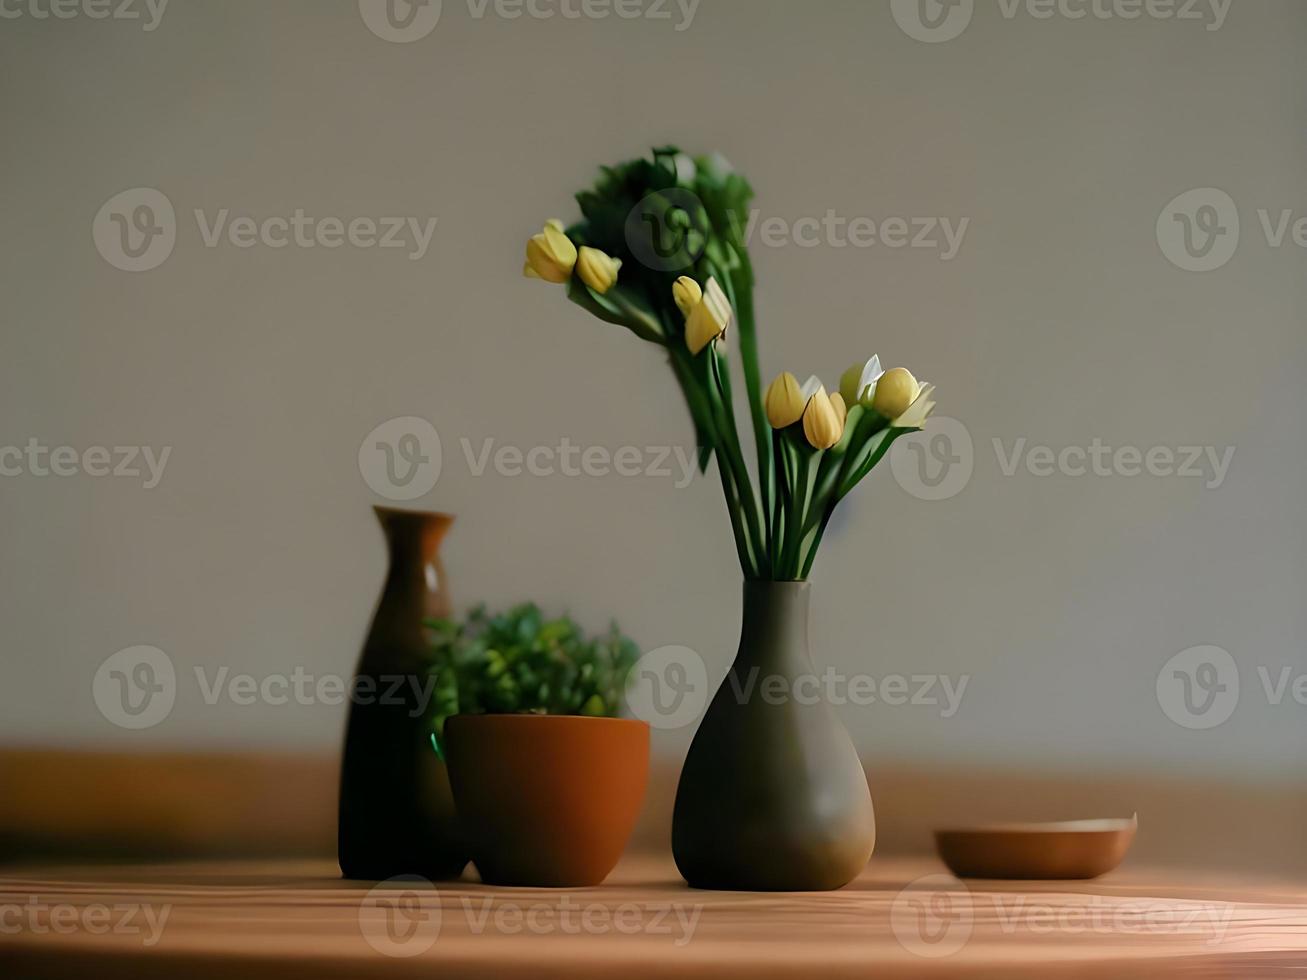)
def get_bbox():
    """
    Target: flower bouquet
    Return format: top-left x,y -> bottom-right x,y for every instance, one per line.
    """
523,147 -> 939,891
523,146 -> 936,582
